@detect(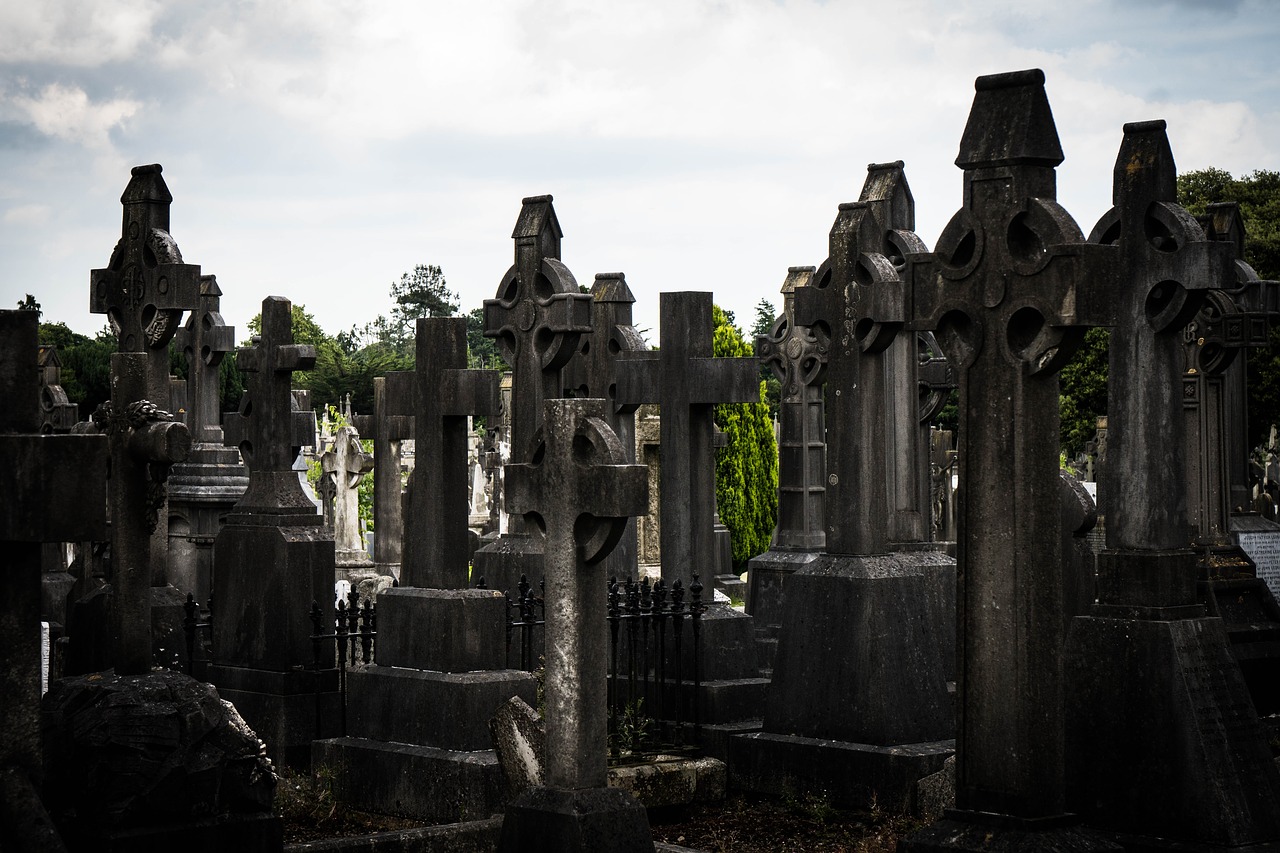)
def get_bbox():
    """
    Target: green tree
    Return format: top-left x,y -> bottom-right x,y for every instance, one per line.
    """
37,322 -> 114,419
1178,168 -> 1280,447
466,306 -> 508,370
1058,328 -> 1110,458
749,298 -> 781,419
712,304 -> 779,566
